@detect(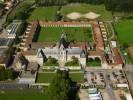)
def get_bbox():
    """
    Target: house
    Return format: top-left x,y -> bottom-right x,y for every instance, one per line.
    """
20,20 -> 40,51
110,47 -> 123,68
